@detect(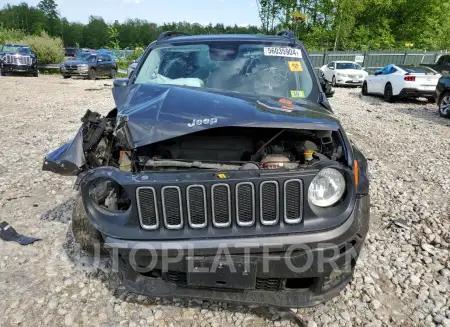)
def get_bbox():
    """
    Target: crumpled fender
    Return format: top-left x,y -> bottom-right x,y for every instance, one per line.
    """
42,127 -> 85,176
